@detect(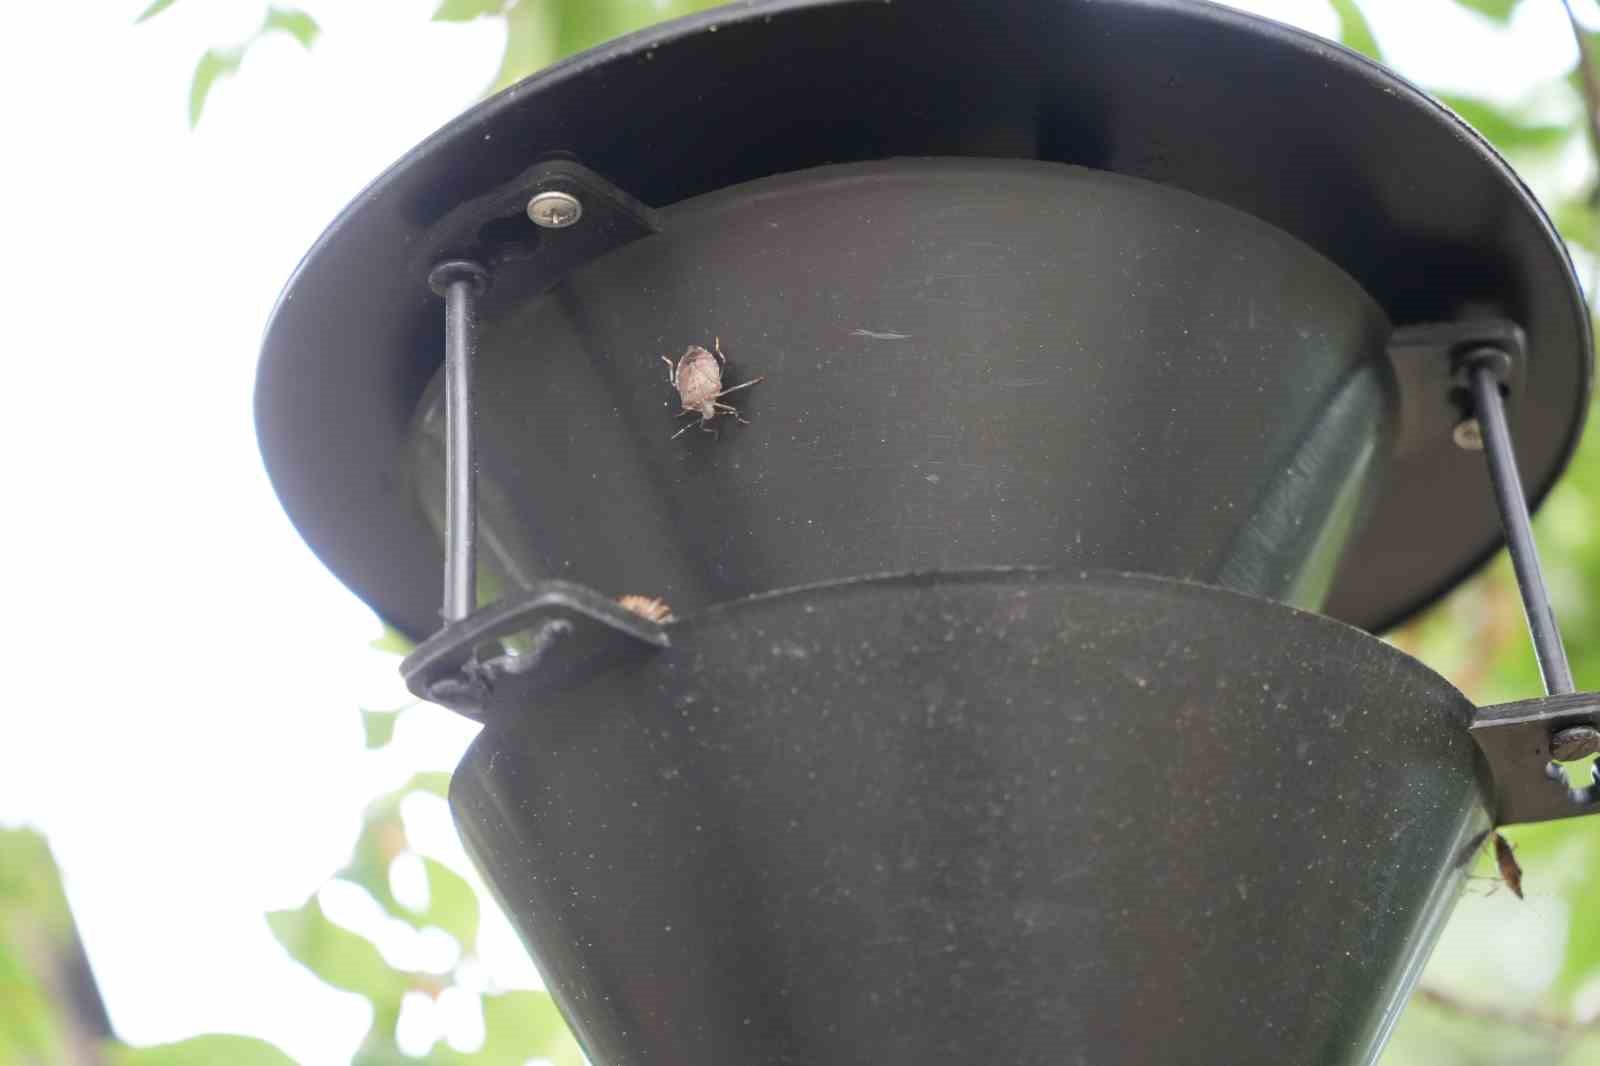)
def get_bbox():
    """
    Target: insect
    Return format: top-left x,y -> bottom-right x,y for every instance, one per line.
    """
662,338 -> 763,439
617,595 -> 675,623
1493,831 -> 1523,900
